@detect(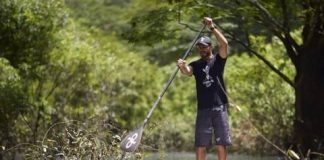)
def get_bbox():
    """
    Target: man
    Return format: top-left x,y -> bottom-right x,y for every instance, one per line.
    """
177,17 -> 231,160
